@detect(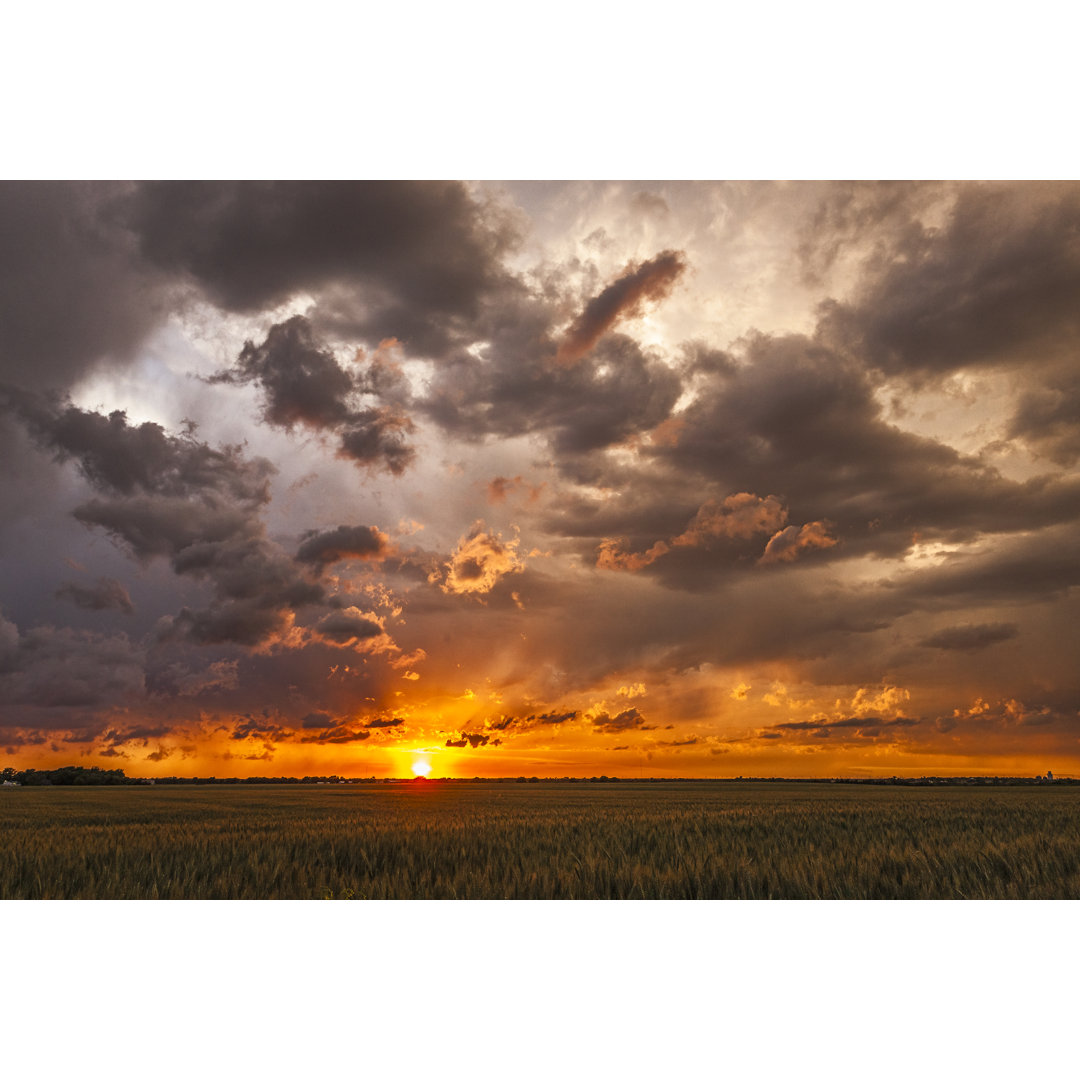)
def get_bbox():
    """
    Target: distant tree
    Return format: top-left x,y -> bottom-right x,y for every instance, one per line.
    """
5,765 -> 133,786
